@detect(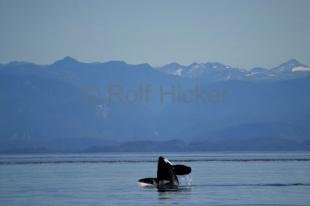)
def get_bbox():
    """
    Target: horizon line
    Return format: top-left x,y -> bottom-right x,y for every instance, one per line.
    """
0,56 -> 306,70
